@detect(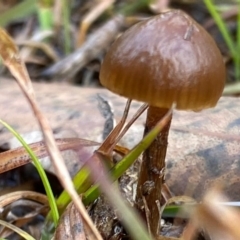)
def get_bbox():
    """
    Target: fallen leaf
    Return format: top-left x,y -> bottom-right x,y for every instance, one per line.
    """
53,202 -> 86,240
